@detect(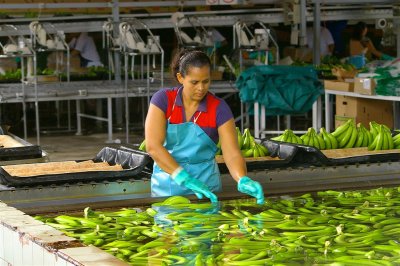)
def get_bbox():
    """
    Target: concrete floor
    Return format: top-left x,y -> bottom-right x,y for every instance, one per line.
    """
26,131 -> 144,162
